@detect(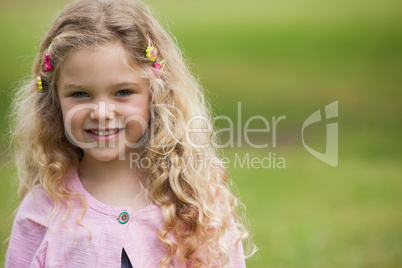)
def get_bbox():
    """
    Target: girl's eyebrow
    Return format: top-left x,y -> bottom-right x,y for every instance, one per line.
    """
61,84 -> 87,92
112,82 -> 141,89
61,82 -> 141,91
